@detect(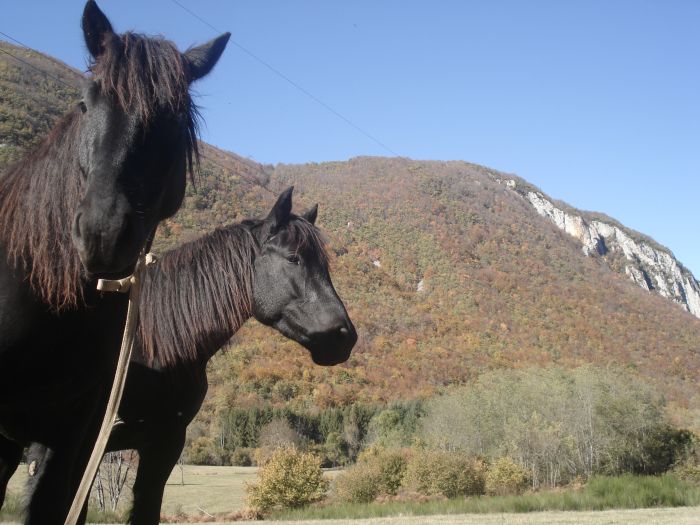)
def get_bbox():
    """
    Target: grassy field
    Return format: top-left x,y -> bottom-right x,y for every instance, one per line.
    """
2,465 -> 699,524
3,464 -> 344,520
273,474 -> 700,521
3,464 -> 258,518
161,465 -> 257,515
